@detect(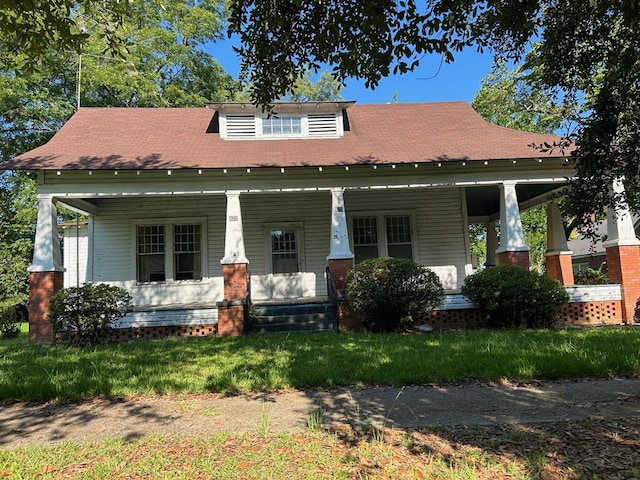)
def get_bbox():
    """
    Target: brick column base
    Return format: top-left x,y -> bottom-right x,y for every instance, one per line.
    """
497,250 -> 530,269
218,263 -> 248,337
327,258 -> 362,331
606,245 -> 640,323
545,253 -> 575,285
28,271 -> 64,343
